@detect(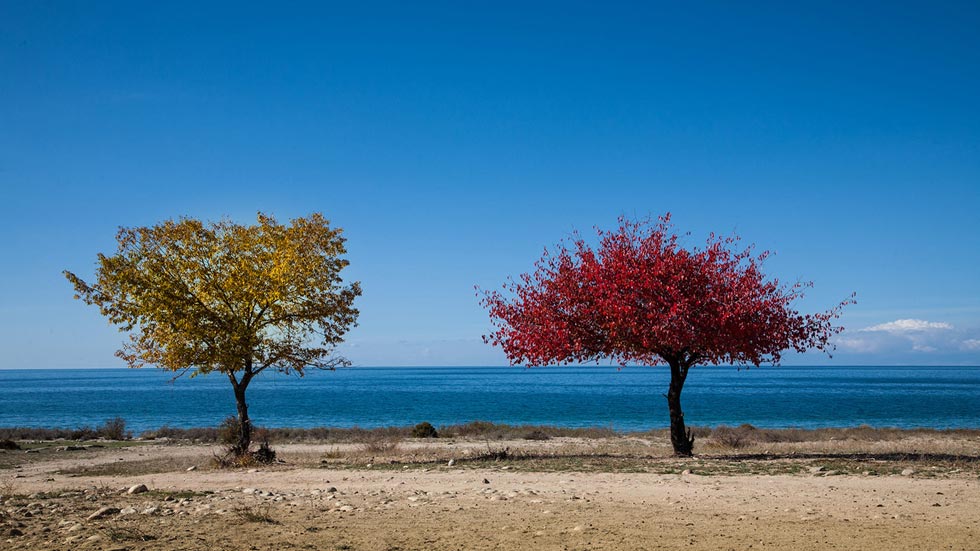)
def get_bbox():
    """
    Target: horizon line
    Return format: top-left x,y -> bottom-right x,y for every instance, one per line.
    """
2,364 -> 979,370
